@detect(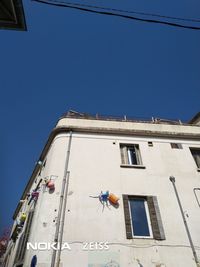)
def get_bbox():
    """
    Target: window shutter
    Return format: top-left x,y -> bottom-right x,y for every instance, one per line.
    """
134,145 -> 142,165
147,196 -> 165,240
120,146 -> 128,164
122,195 -> 132,239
